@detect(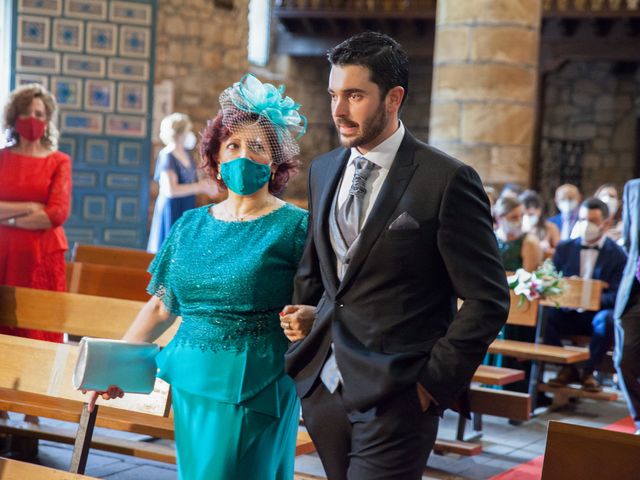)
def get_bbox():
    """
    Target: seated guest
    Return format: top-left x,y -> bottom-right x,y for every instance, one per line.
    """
594,183 -> 623,243
520,189 -> 560,257
548,183 -> 581,241
545,198 -> 627,392
494,196 -> 543,272
494,197 -> 543,395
